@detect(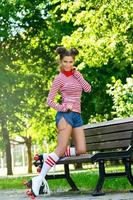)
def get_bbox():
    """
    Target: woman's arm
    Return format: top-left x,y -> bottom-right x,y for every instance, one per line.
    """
73,70 -> 91,93
47,76 -> 68,111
